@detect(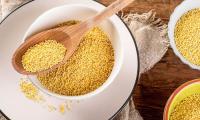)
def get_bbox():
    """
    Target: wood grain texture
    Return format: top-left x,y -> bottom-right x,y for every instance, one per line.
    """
99,0 -> 199,120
